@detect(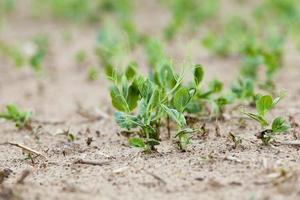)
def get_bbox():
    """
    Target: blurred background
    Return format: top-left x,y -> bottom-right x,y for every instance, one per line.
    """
0,0 -> 300,113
